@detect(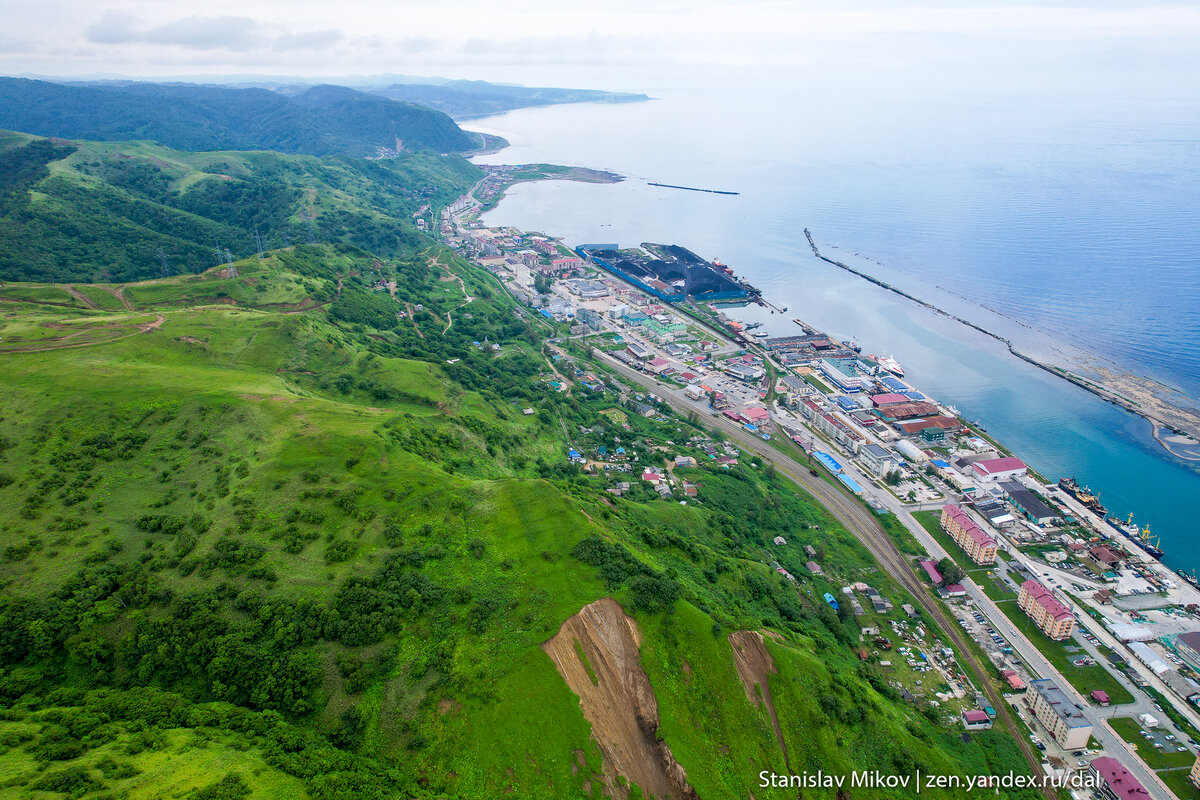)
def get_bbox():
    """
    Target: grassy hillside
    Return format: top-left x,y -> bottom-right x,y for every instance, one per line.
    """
0,134 -> 481,282
0,78 -> 482,157
0,243 -> 1038,799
